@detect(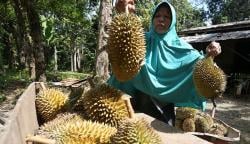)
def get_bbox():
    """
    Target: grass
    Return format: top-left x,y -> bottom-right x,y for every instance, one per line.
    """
0,69 -> 91,88
0,69 -> 30,89
0,69 -> 30,103
0,69 -> 91,104
46,71 -> 91,82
